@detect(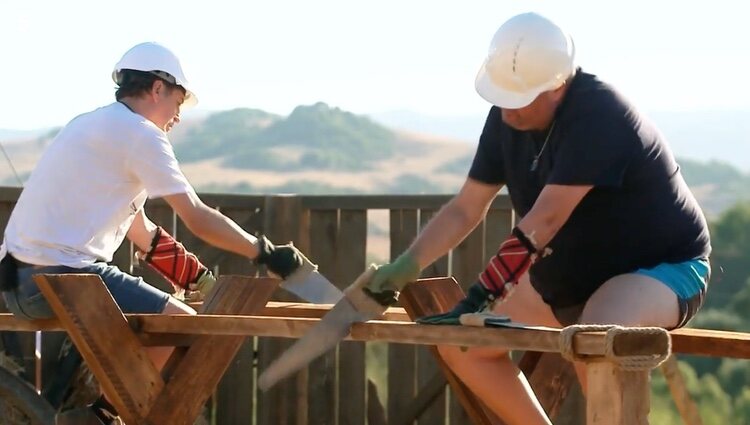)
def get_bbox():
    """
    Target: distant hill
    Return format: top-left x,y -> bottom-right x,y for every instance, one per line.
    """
175,103 -> 396,171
